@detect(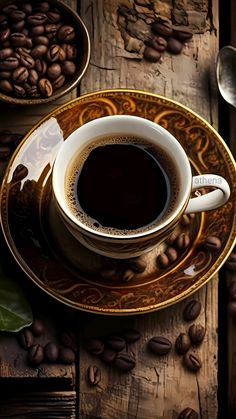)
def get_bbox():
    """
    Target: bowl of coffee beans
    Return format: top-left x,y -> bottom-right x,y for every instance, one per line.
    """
0,0 -> 90,104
